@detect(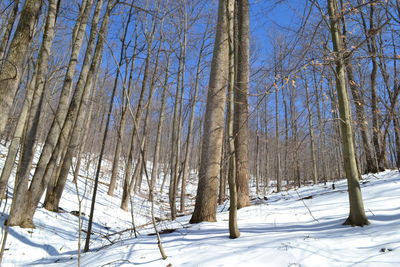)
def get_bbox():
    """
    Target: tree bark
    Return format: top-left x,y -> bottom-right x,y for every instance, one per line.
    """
0,0 -> 20,61
234,0 -> 250,209
0,0 -> 42,133
190,0 -> 229,223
